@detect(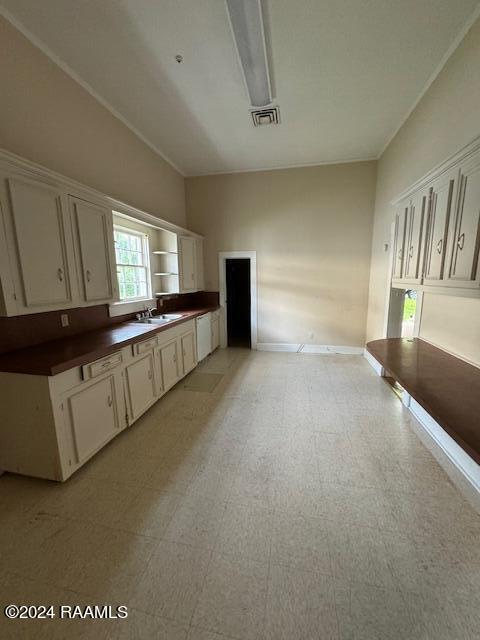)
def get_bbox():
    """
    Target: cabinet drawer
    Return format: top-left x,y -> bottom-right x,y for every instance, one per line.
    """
82,351 -> 123,380
133,335 -> 158,356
